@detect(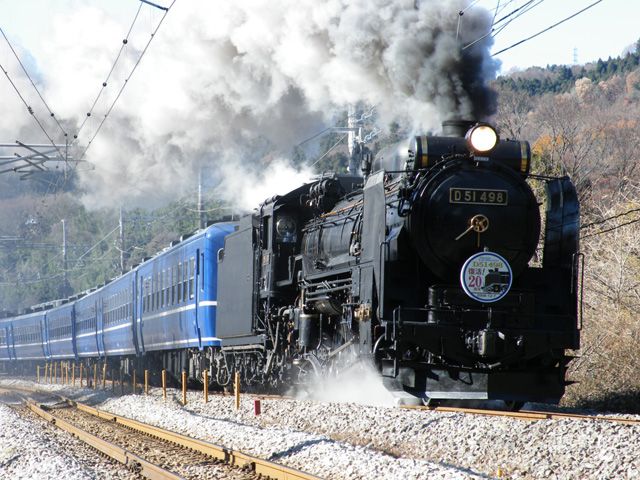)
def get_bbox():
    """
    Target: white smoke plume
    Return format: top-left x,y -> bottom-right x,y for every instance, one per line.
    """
0,0 -> 498,209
